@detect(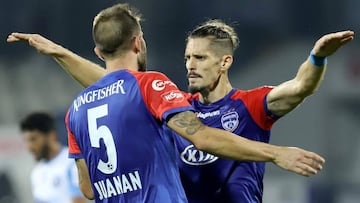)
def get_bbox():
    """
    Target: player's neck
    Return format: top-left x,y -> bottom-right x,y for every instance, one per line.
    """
199,76 -> 233,104
105,52 -> 139,73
